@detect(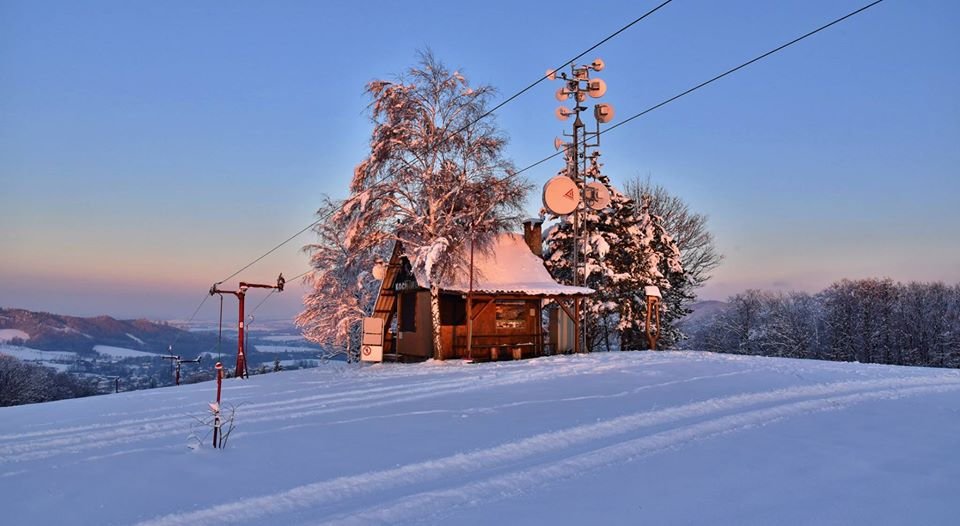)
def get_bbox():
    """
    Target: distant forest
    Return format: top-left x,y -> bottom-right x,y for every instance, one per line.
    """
684,279 -> 960,368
